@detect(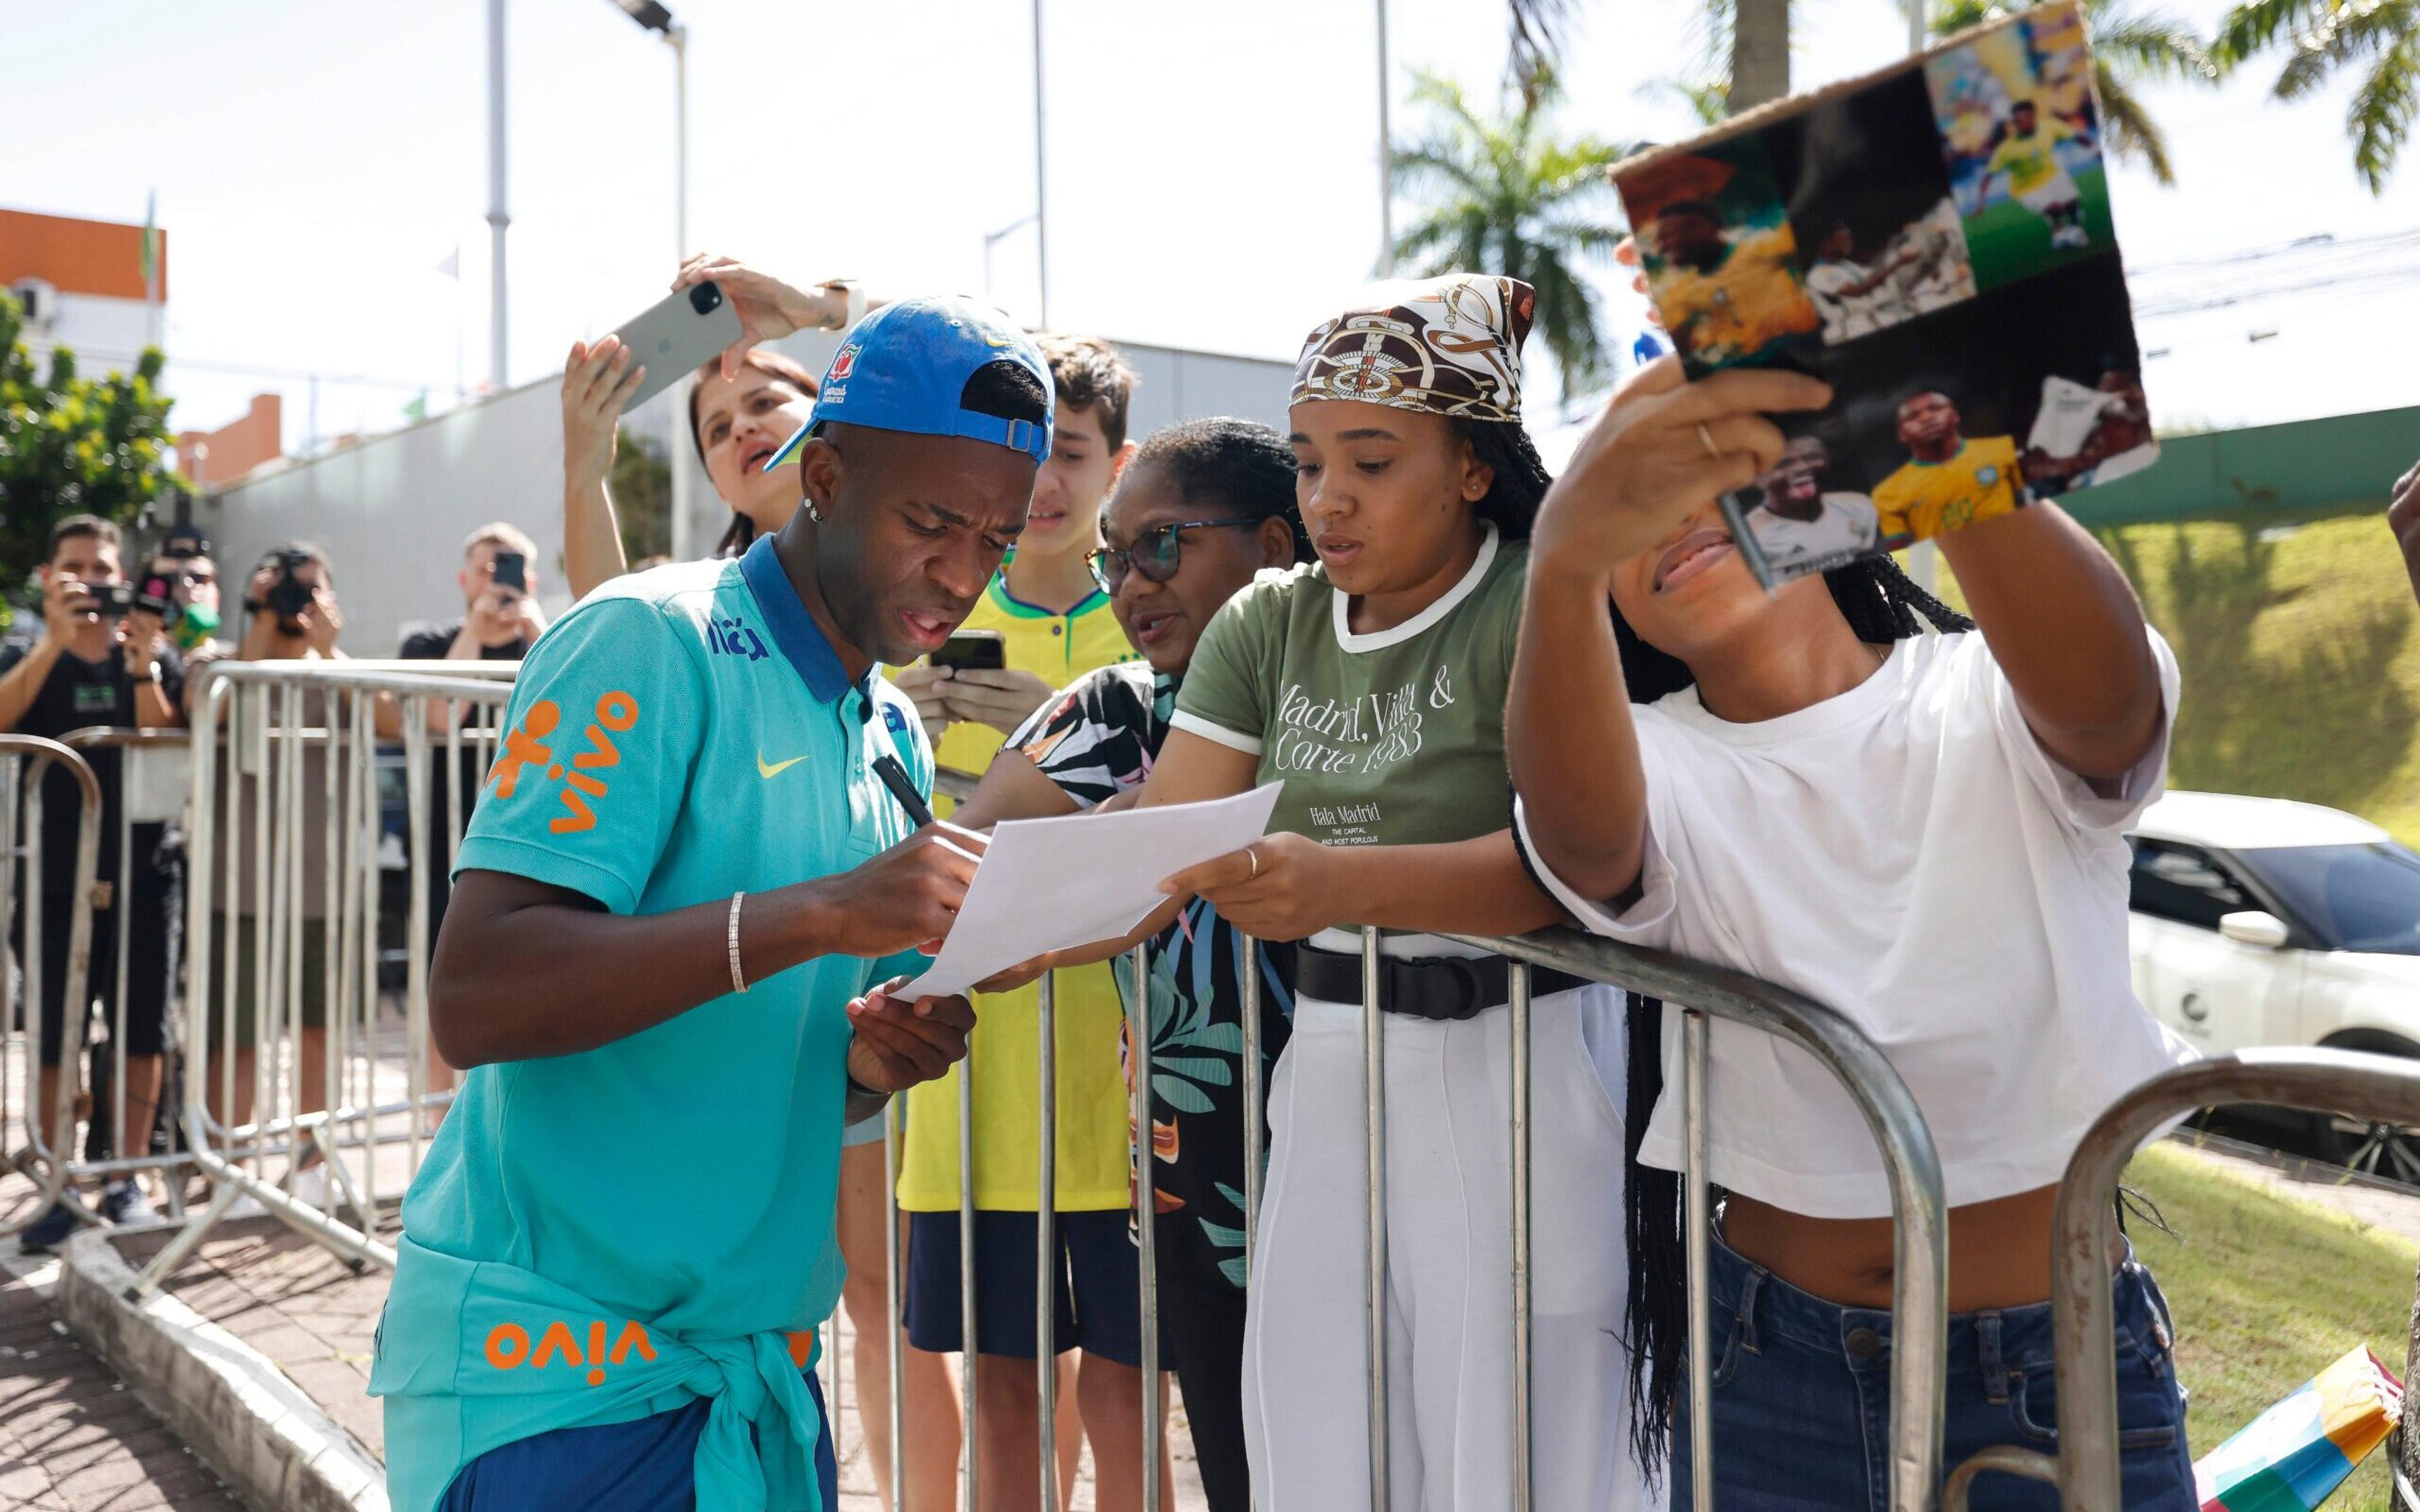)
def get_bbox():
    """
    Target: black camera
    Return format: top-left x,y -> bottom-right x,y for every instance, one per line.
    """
135,574 -> 176,619
688,282 -> 723,316
263,547 -> 317,622
88,582 -> 137,619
